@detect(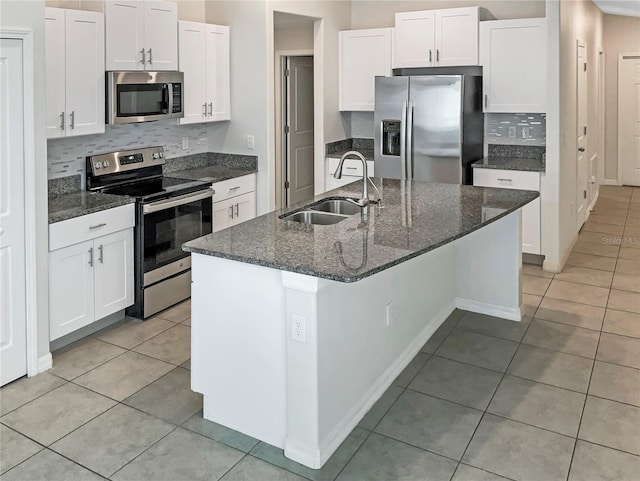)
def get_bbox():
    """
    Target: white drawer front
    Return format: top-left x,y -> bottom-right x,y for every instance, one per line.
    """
49,204 -> 135,251
327,157 -> 375,177
473,169 -> 540,191
212,174 -> 256,203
